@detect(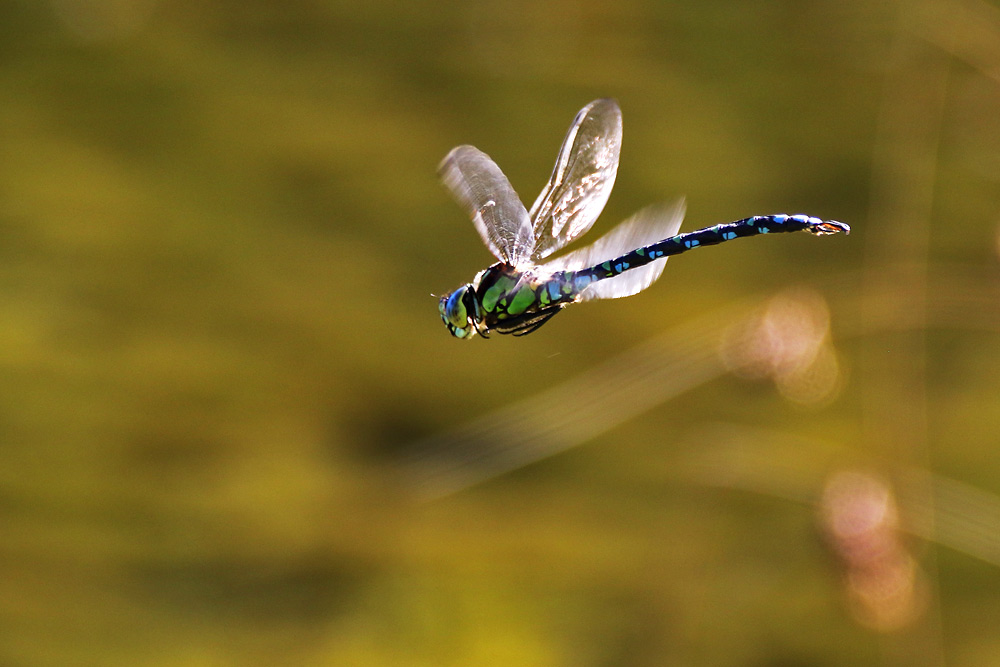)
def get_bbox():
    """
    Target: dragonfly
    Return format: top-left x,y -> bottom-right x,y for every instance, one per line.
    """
437,98 -> 849,339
